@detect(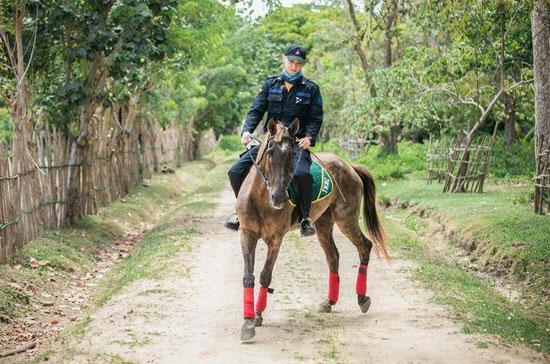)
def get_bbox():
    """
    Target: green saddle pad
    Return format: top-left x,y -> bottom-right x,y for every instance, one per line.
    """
288,160 -> 333,206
